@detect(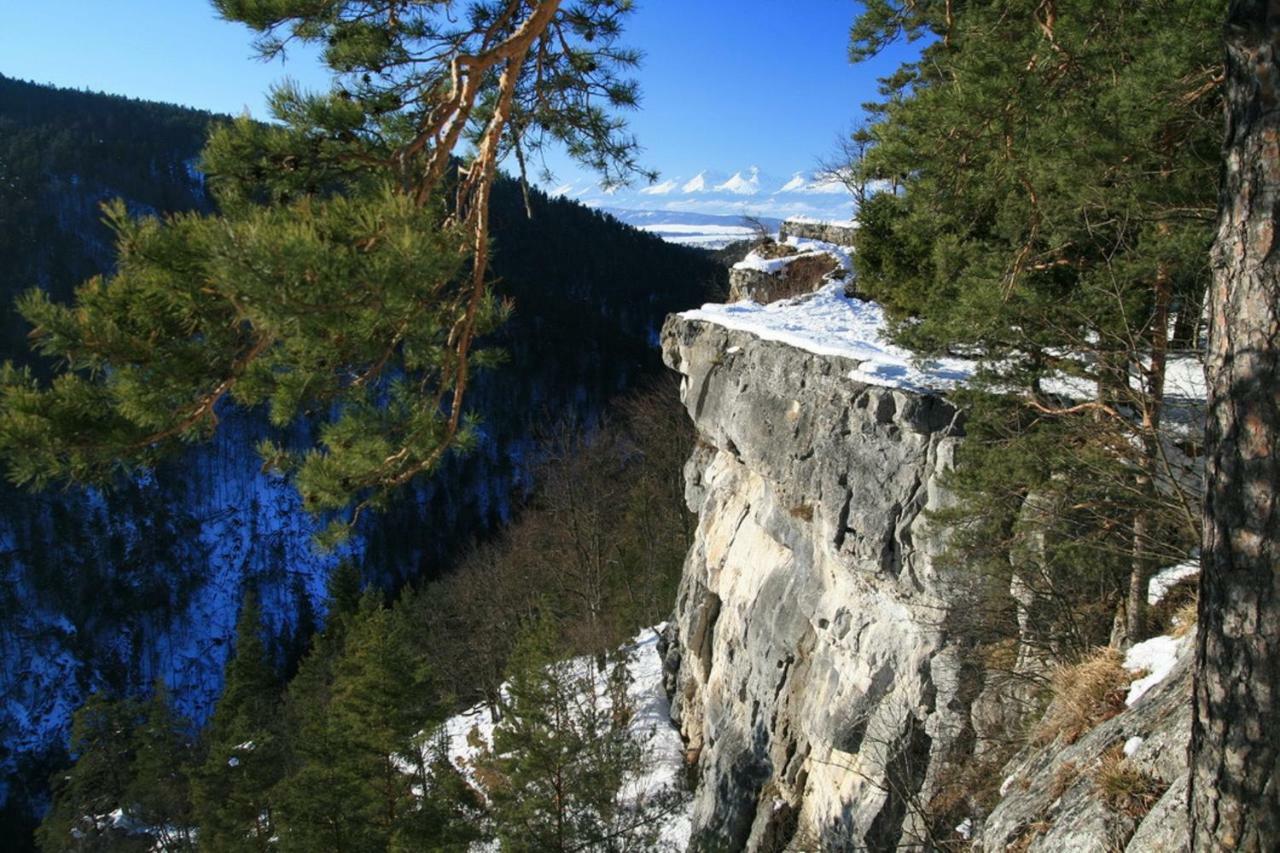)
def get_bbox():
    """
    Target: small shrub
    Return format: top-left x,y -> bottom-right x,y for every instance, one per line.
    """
753,239 -> 799,260
1094,747 -> 1166,818
1034,648 -> 1130,745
